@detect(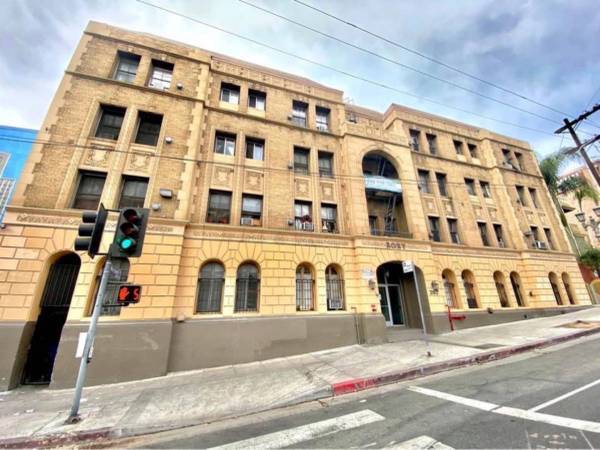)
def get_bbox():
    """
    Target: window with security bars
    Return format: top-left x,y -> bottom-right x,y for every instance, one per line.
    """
510,272 -> 525,306
207,190 -> 231,224
113,51 -> 140,83
325,265 -> 344,310
95,105 -> 126,140
196,262 -> 225,313
215,132 -> 236,156
72,171 -> 106,210
296,264 -> 314,311
495,279 -> 510,307
463,280 -> 478,308
148,60 -> 173,90
135,112 -> 163,146
118,176 -> 148,208
235,263 -> 260,312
